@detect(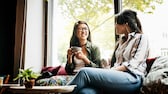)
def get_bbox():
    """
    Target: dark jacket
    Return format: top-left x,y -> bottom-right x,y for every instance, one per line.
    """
65,41 -> 101,75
